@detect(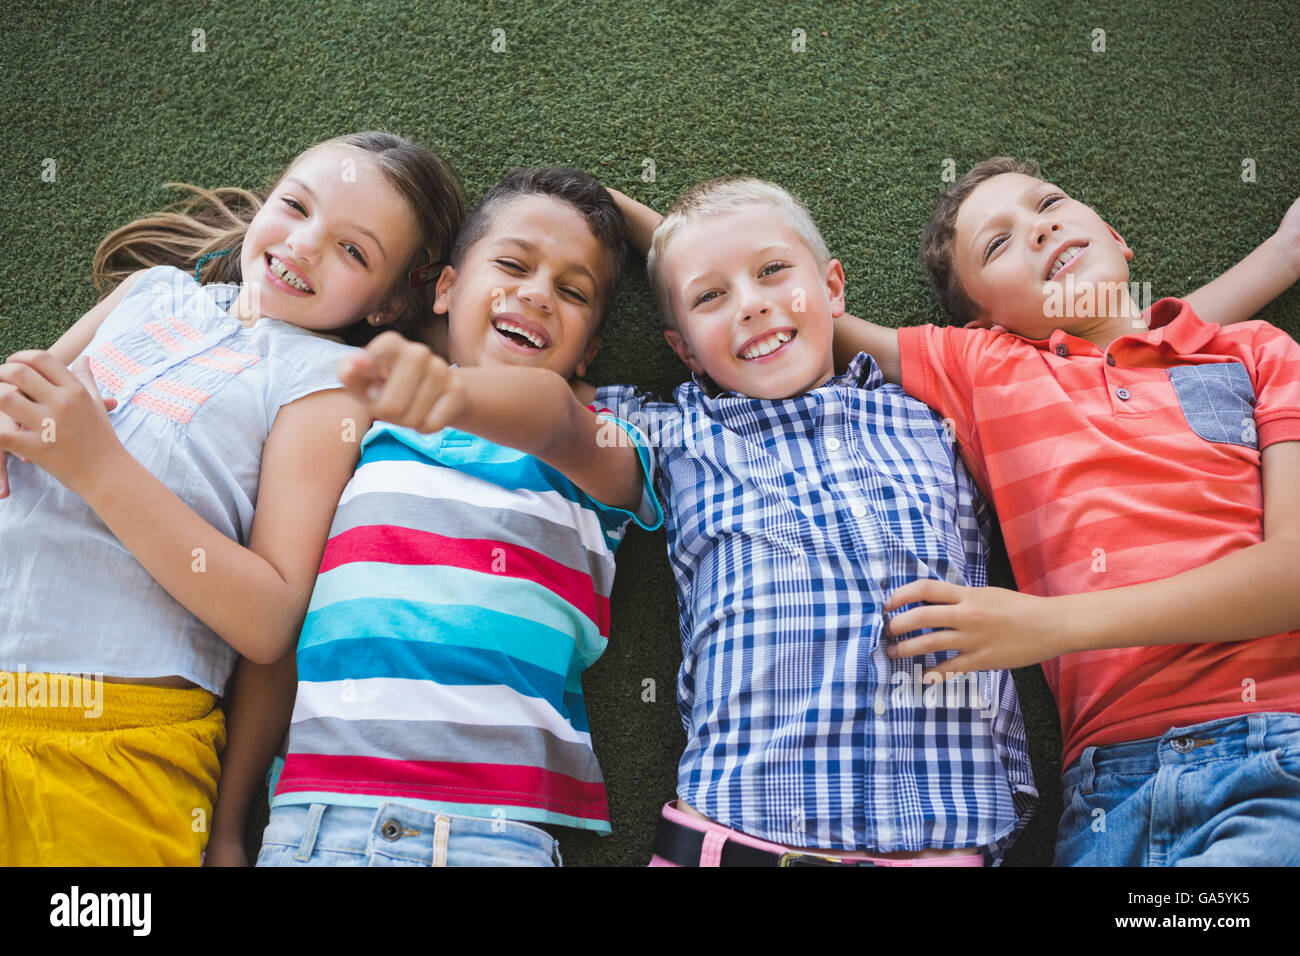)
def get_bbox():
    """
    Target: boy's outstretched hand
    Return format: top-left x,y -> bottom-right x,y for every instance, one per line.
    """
883,579 -> 1070,675
338,331 -> 465,435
